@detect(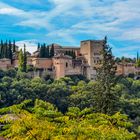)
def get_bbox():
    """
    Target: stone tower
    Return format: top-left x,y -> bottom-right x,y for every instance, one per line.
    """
80,39 -> 104,80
